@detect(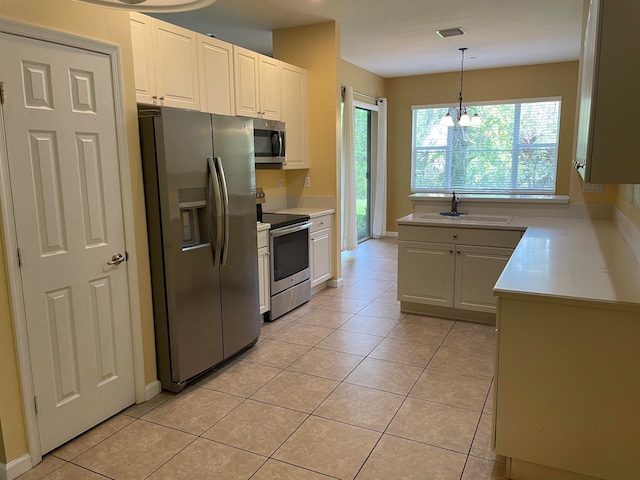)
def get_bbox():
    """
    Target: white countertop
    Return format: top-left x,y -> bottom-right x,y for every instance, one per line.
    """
398,213 -> 640,311
270,207 -> 335,218
257,222 -> 270,232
